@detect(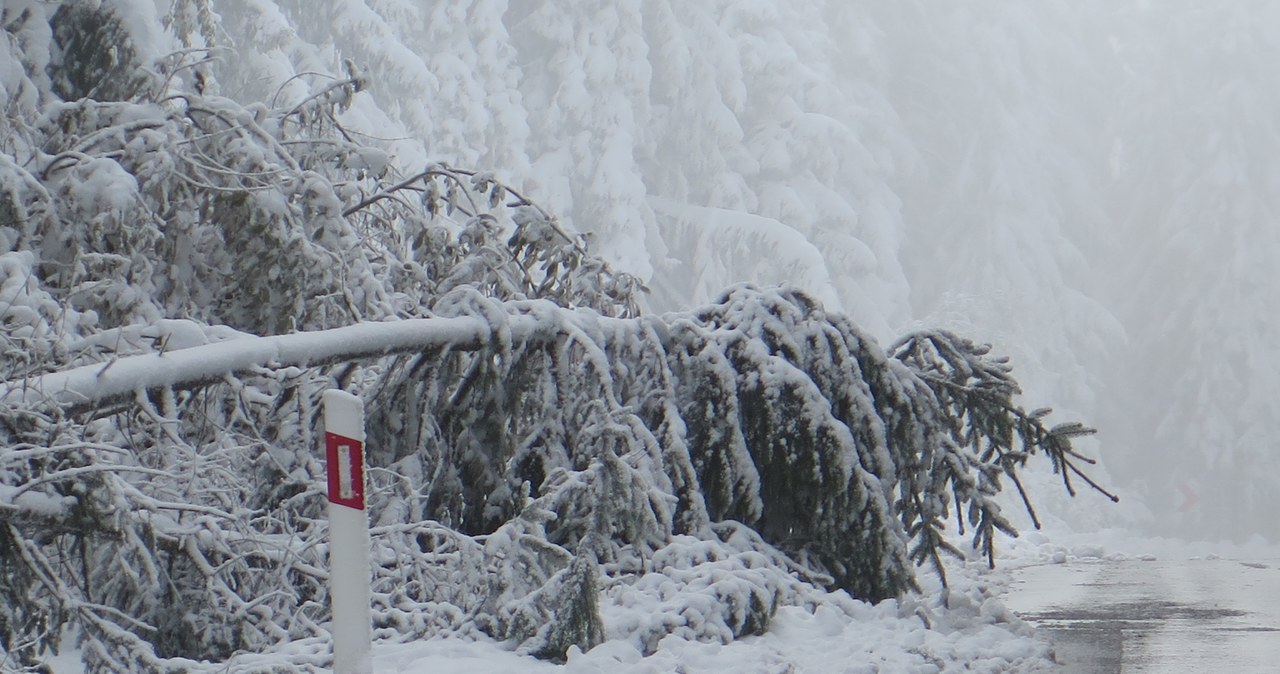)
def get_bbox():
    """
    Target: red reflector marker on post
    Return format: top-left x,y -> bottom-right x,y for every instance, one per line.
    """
325,431 -> 365,510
